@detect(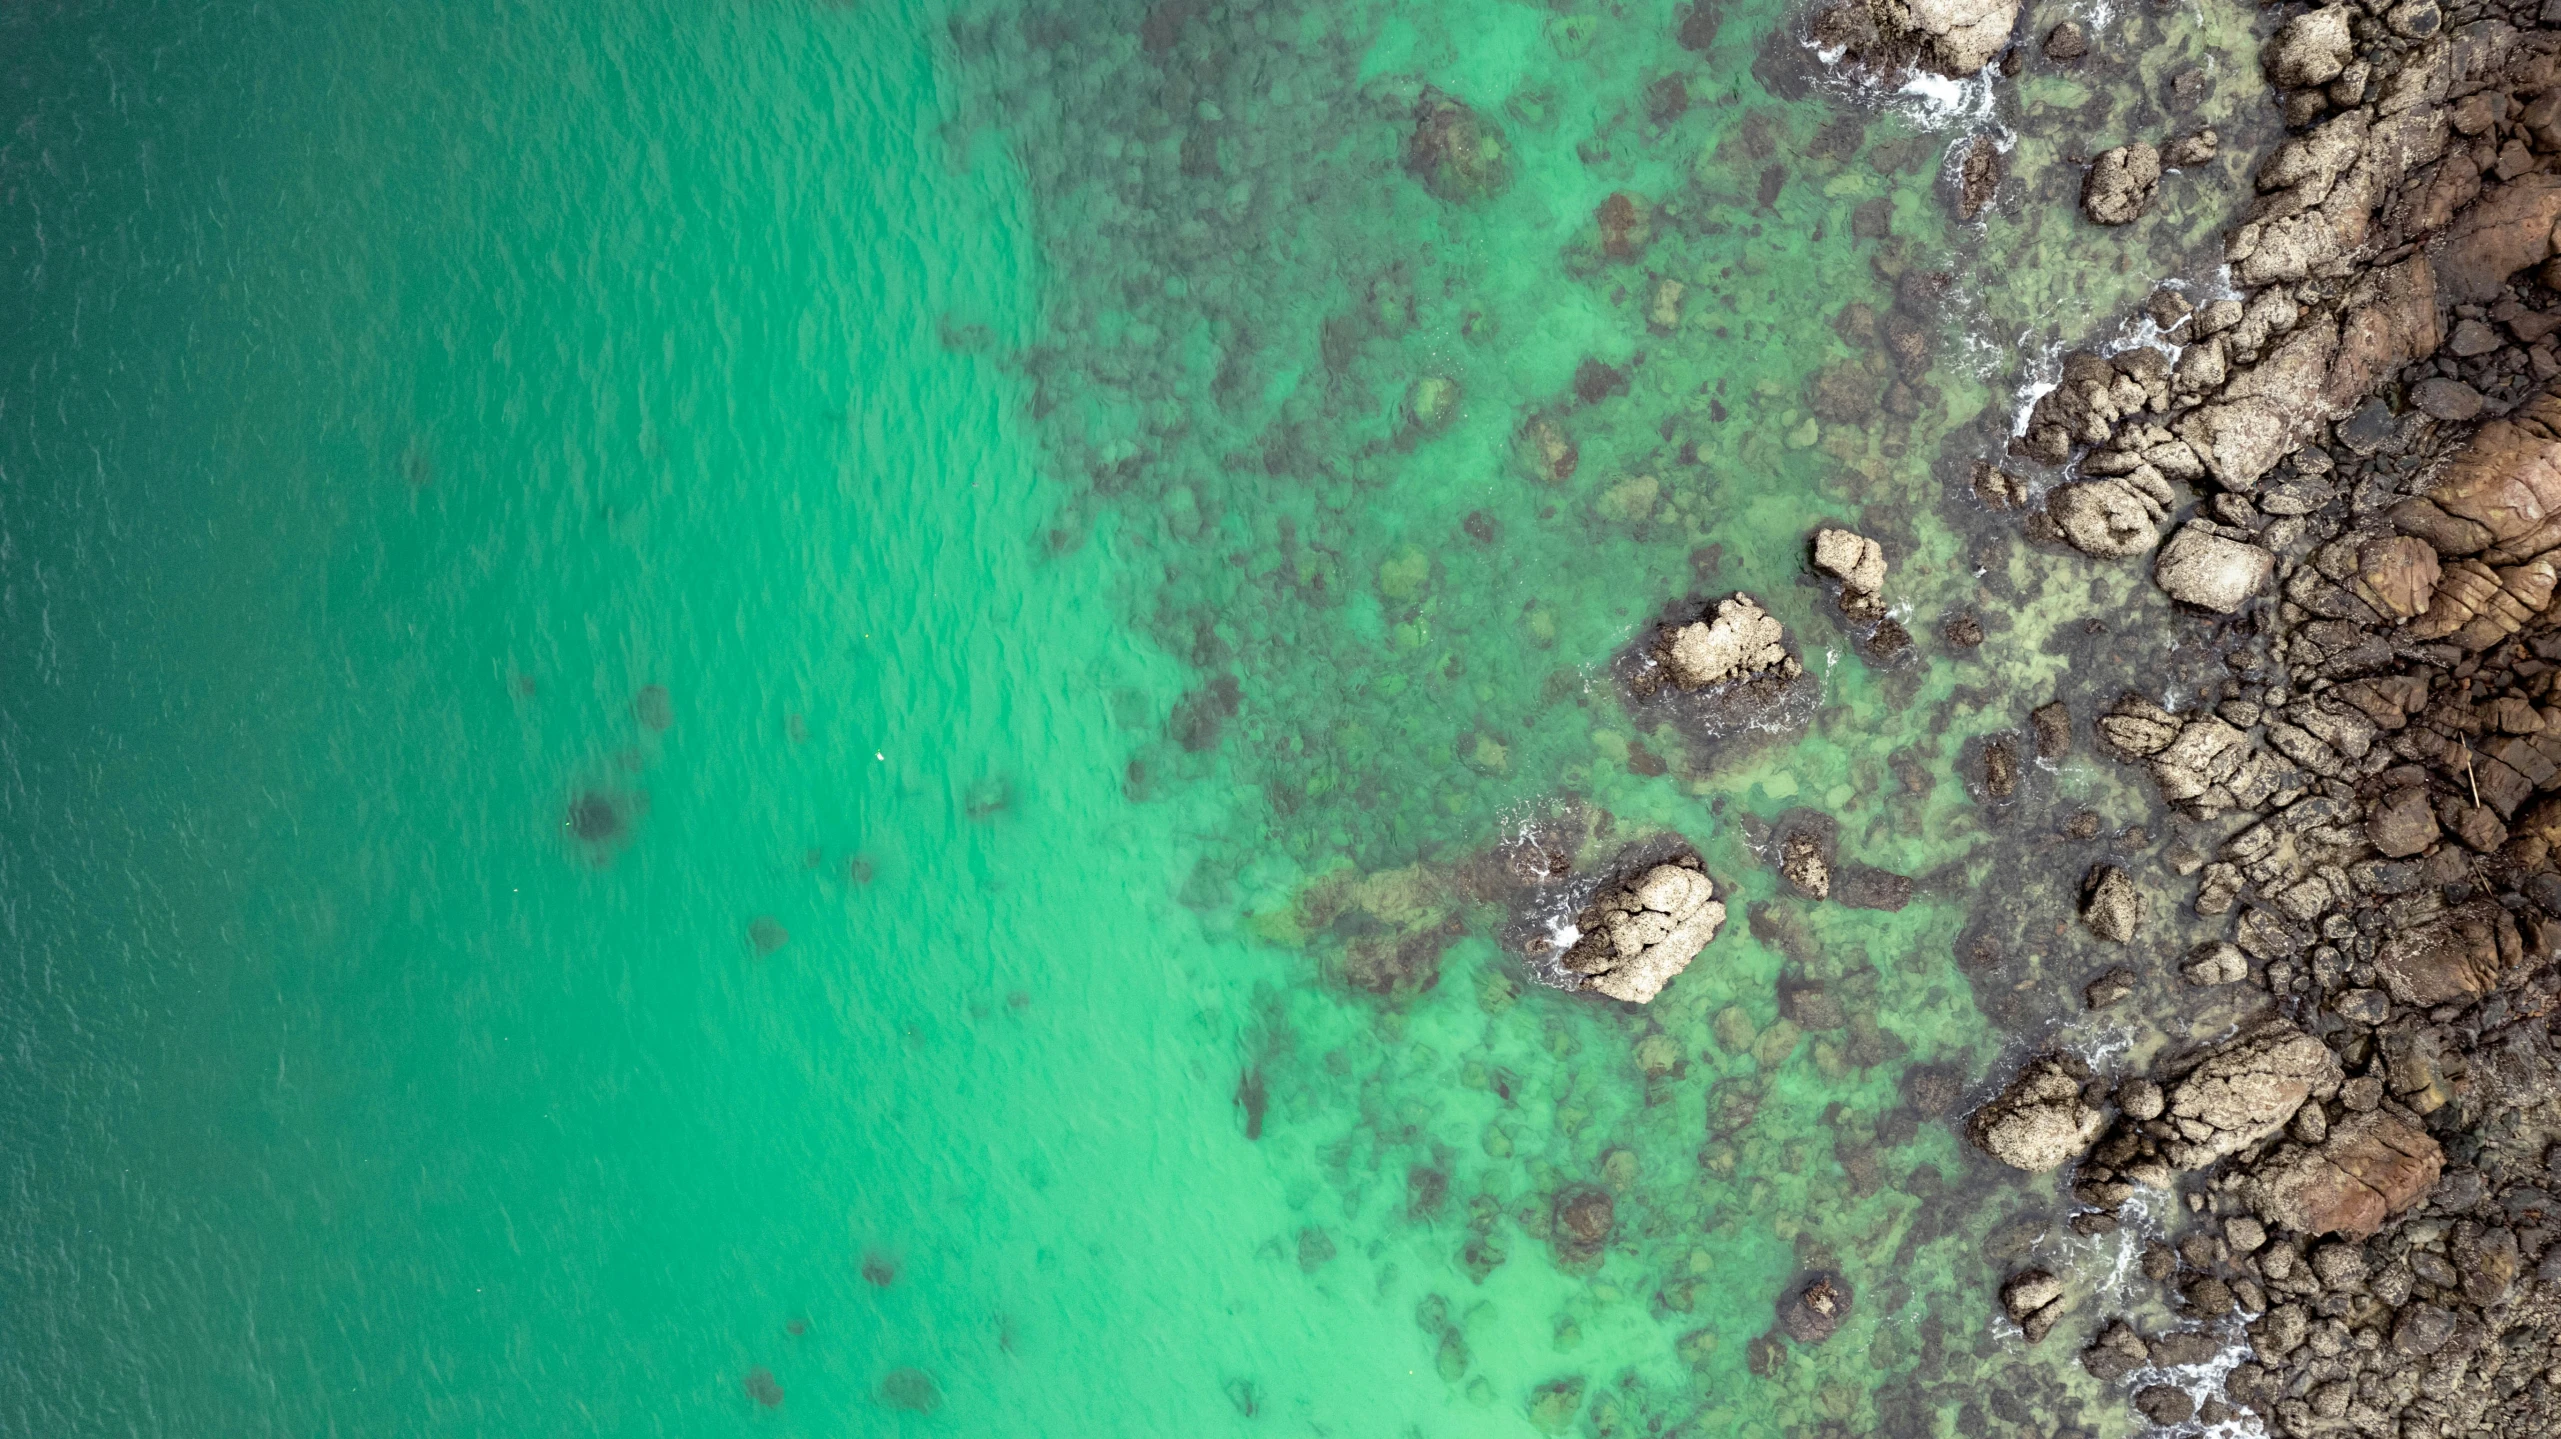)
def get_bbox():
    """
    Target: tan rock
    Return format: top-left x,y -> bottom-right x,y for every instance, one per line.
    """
1559,861 -> 1727,1004
2437,172 -> 2561,303
2353,534 -> 2443,621
2396,384 -> 2561,561
2162,1021 -> 2344,1169
1970,1053 -> 2106,1172
1660,596 -> 1793,689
